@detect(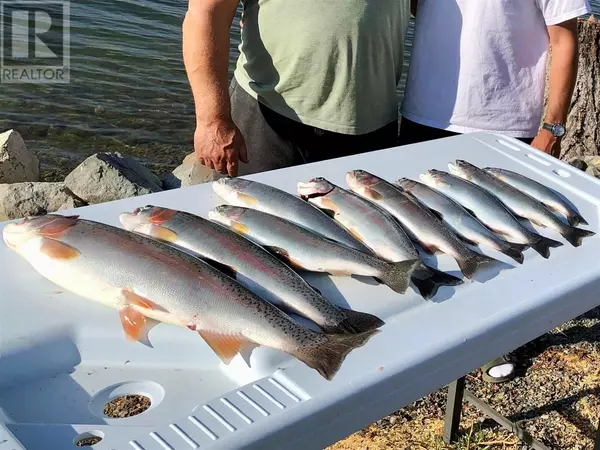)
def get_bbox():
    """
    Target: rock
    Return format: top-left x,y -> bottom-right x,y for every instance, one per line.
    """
568,158 -> 588,171
0,182 -> 85,221
163,152 -> 225,190
65,152 -> 162,204
584,155 -> 600,168
0,129 -> 40,183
